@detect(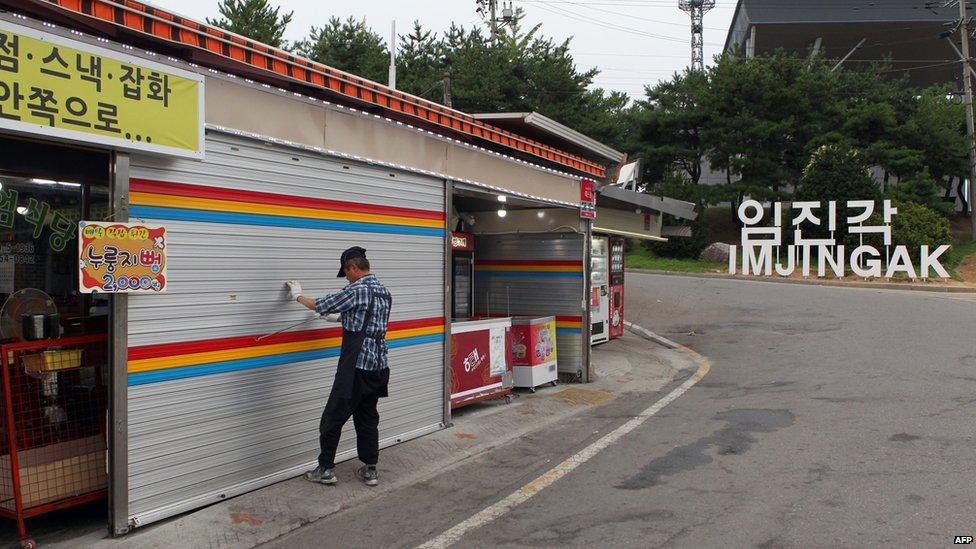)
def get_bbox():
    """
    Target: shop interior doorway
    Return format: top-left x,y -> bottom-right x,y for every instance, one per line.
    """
0,135 -> 112,547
